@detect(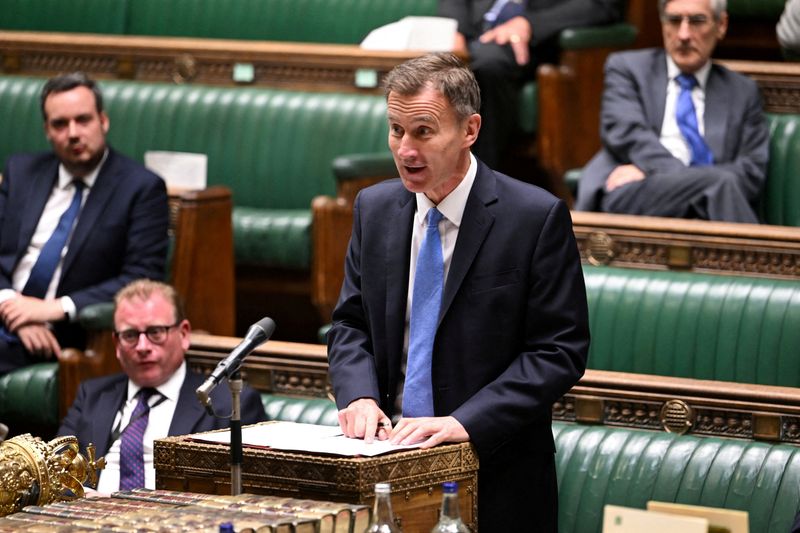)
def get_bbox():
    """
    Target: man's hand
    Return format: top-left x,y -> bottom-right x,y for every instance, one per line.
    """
16,324 -> 62,359
389,416 -> 469,449
479,16 -> 532,66
0,295 -> 64,331
337,398 -> 393,444
605,164 -> 645,192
